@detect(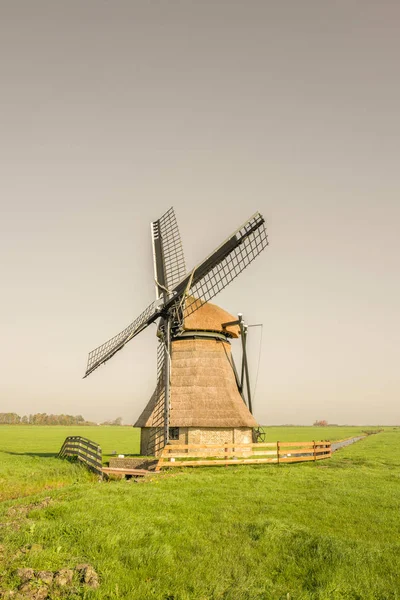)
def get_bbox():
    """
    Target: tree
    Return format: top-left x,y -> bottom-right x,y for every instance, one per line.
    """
0,412 -> 94,426
100,417 -> 123,426
0,413 -> 21,424
313,420 -> 328,427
